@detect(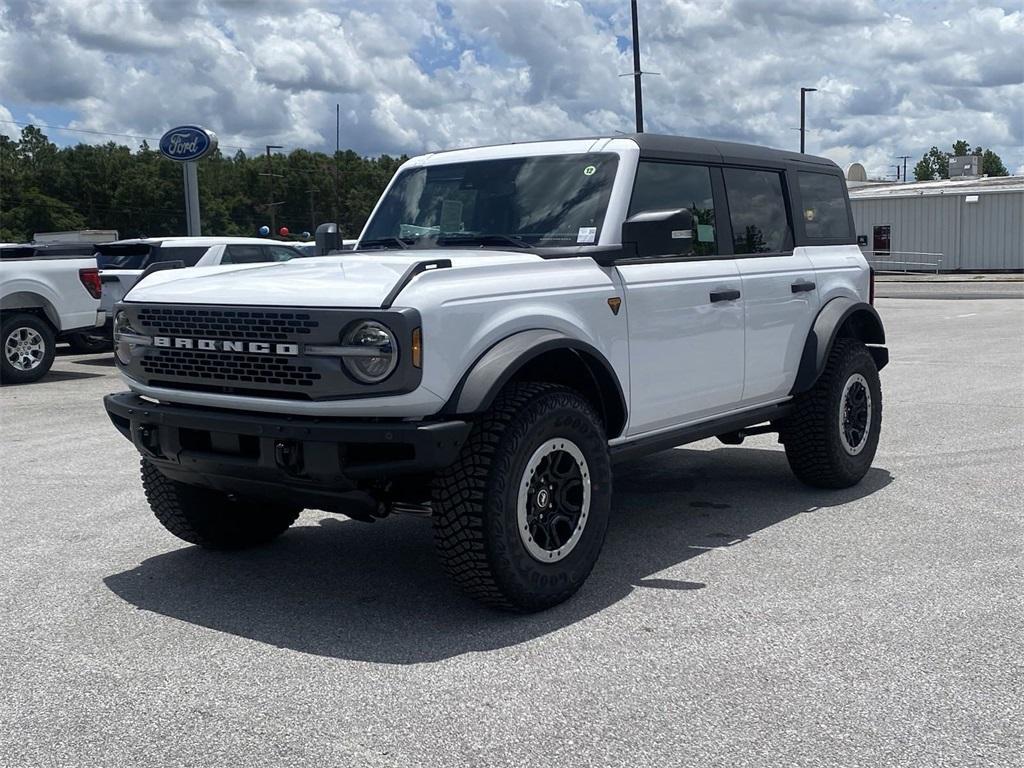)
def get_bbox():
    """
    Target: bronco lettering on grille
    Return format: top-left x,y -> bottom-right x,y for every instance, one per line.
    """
151,336 -> 300,356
